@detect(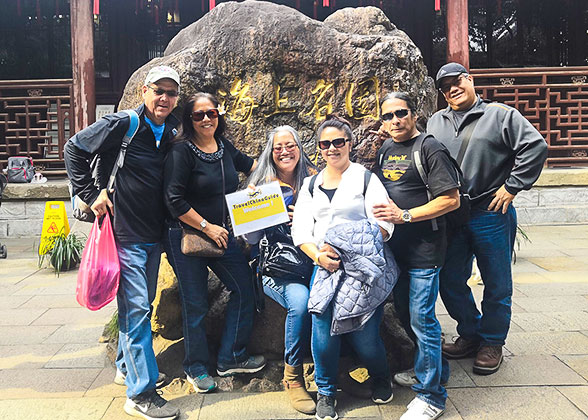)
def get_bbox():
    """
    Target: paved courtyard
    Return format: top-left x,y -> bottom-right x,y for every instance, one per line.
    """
0,224 -> 587,419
